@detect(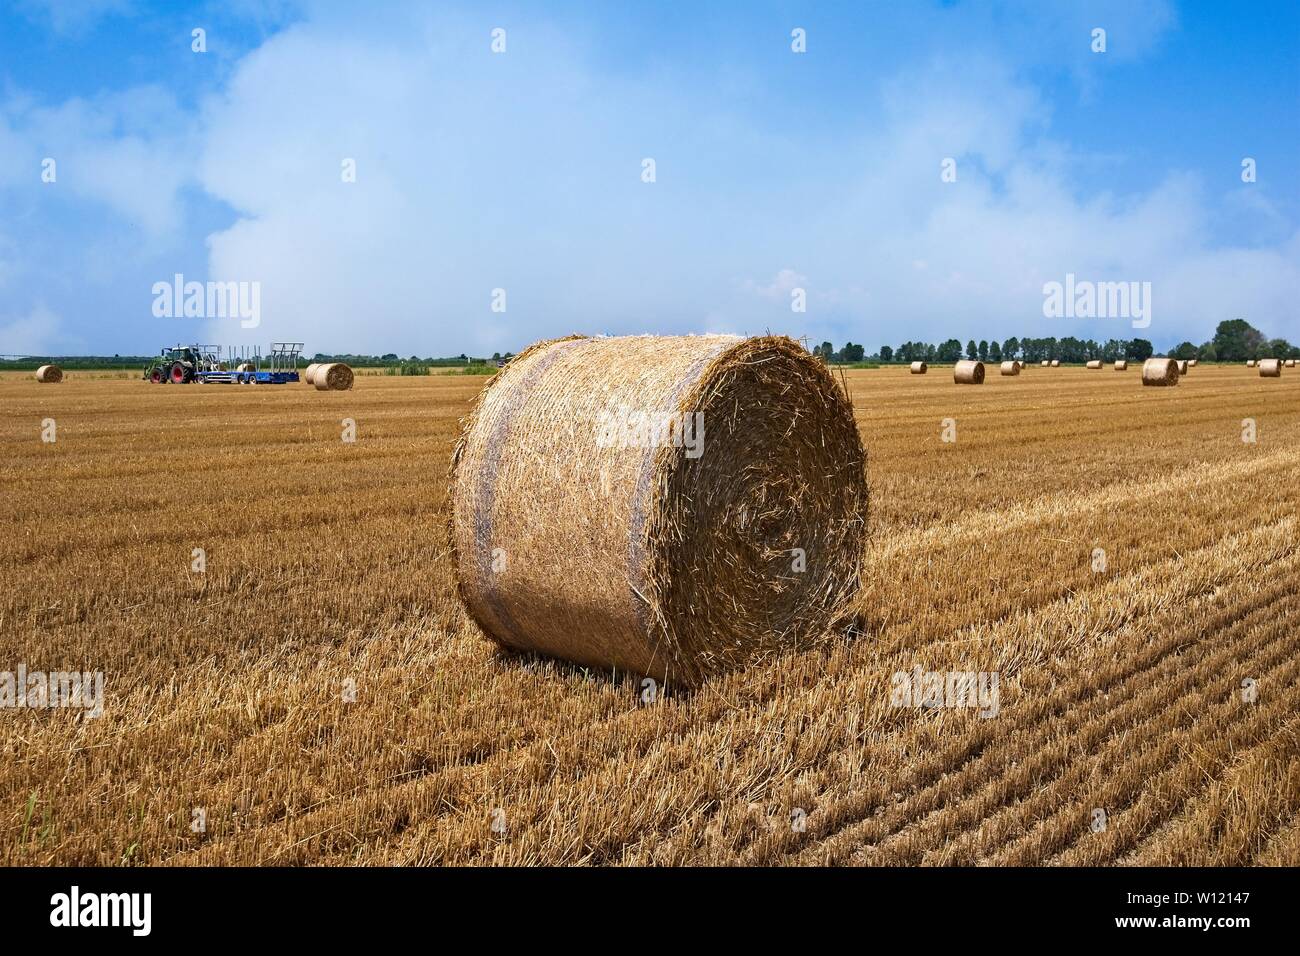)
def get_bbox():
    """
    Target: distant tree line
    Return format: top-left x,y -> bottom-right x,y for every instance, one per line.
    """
815,320 -> 1298,365
312,351 -> 514,367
